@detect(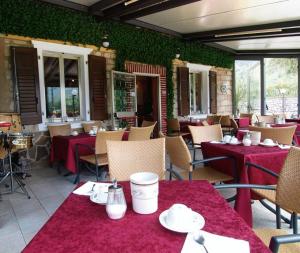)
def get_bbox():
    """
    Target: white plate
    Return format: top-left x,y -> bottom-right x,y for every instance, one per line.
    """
159,209 -> 205,233
259,142 -> 277,147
